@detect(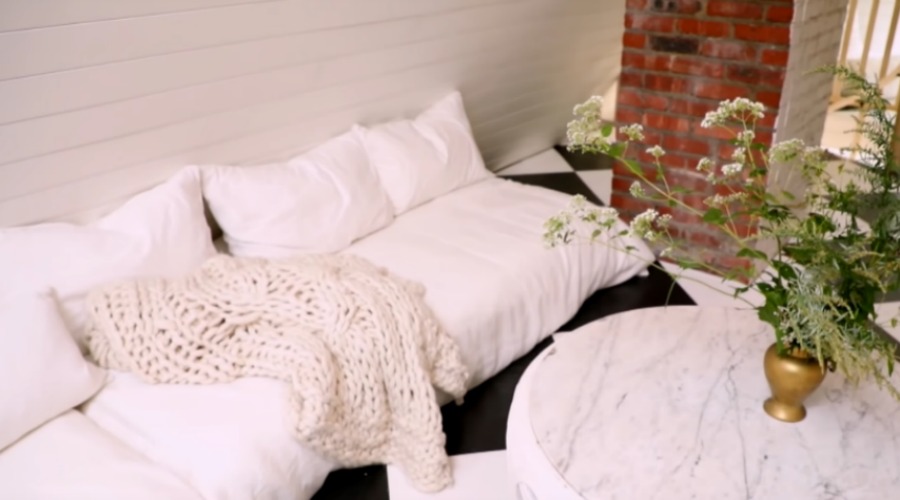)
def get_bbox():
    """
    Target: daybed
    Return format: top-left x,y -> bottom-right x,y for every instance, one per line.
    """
0,92 -> 650,499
